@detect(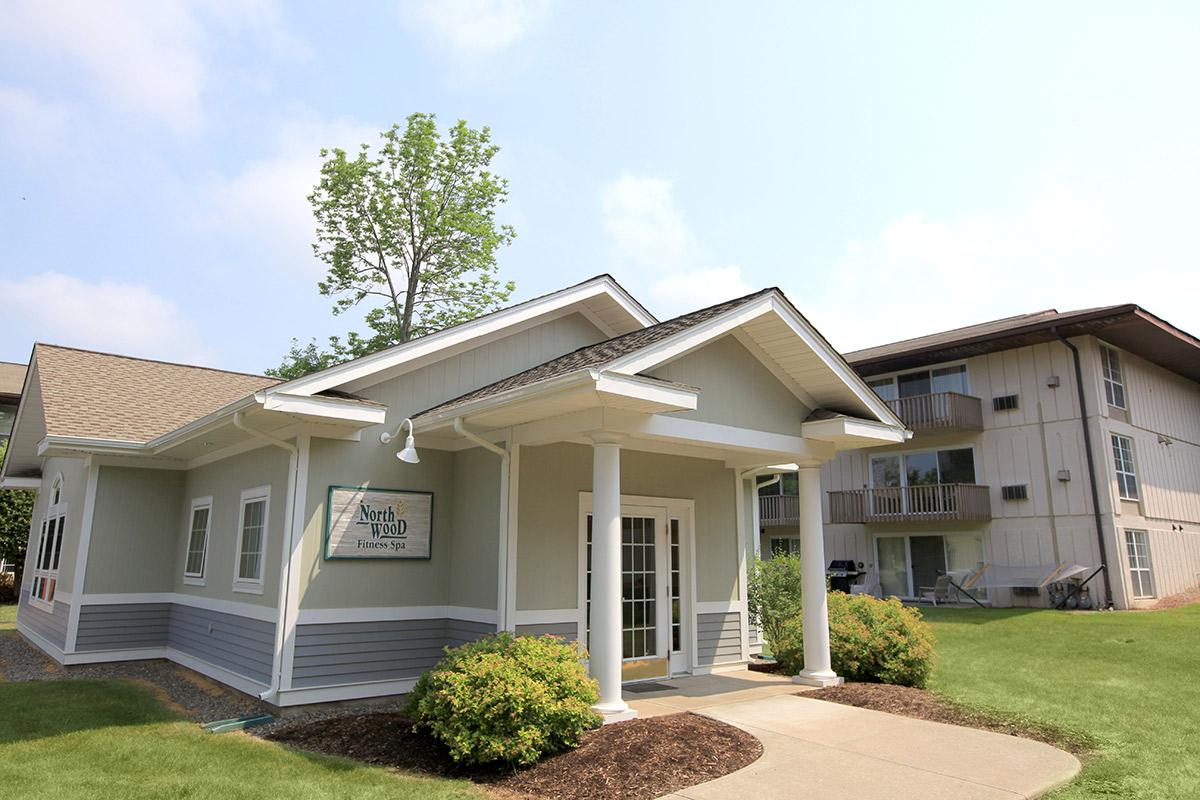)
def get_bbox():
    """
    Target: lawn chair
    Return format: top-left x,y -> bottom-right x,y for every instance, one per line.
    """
918,575 -> 955,606
850,571 -> 881,598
